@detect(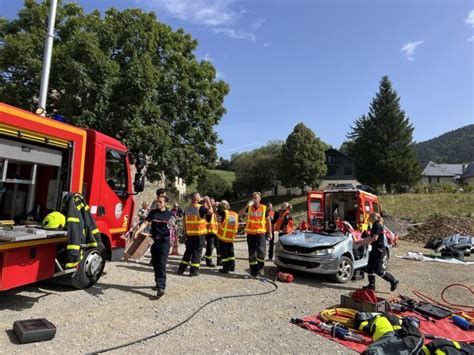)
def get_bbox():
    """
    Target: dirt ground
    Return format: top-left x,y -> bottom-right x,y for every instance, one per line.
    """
0,240 -> 473,354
